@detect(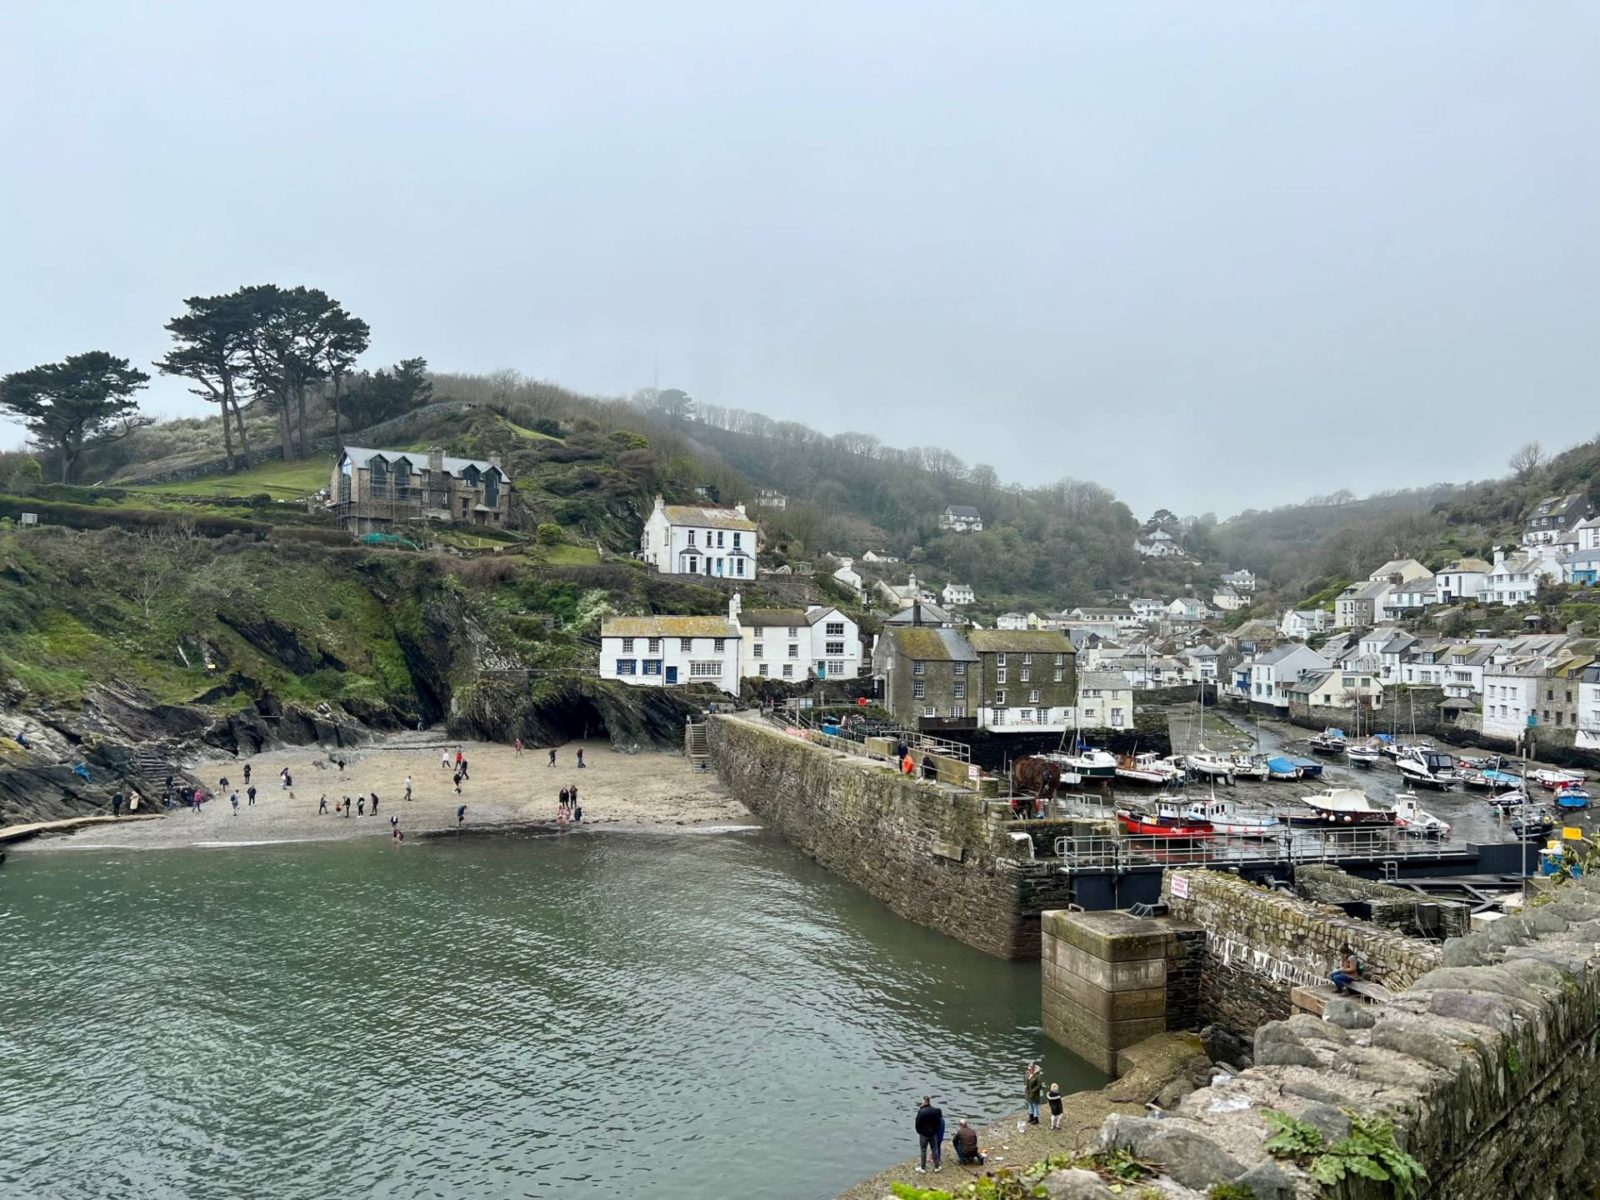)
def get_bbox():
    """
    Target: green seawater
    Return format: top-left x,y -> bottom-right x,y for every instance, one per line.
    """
0,829 -> 1102,1199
